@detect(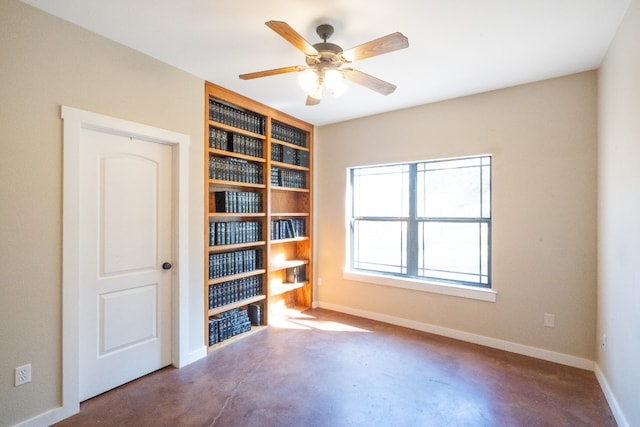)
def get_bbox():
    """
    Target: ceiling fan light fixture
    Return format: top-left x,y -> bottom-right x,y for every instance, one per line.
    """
241,21 -> 408,105
324,68 -> 348,97
308,75 -> 324,101
298,69 -> 318,92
